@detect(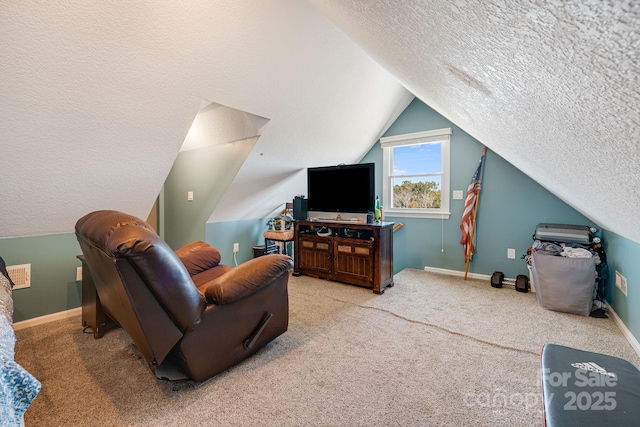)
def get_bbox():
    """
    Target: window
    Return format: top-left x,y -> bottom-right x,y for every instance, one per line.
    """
380,128 -> 451,219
